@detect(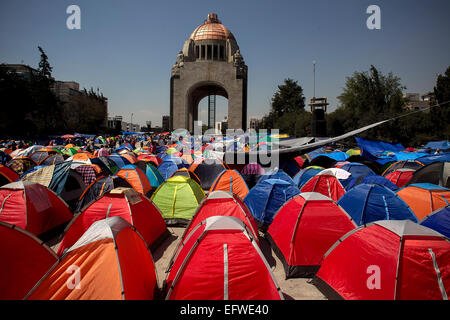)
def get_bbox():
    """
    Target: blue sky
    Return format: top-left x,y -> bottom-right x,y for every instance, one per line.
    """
1,0 -> 449,127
